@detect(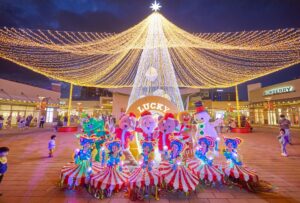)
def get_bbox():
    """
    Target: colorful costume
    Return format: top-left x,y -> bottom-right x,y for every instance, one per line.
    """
222,138 -> 258,182
194,101 -> 220,151
156,113 -> 179,152
60,135 -> 102,188
114,113 -> 137,166
187,136 -> 224,183
129,141 -> 161,200
82,118 -> 109,162
159,139 -> 199,193
135,111 -> 156,141
222,137 -> 271,192
90,140 -> 130,199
